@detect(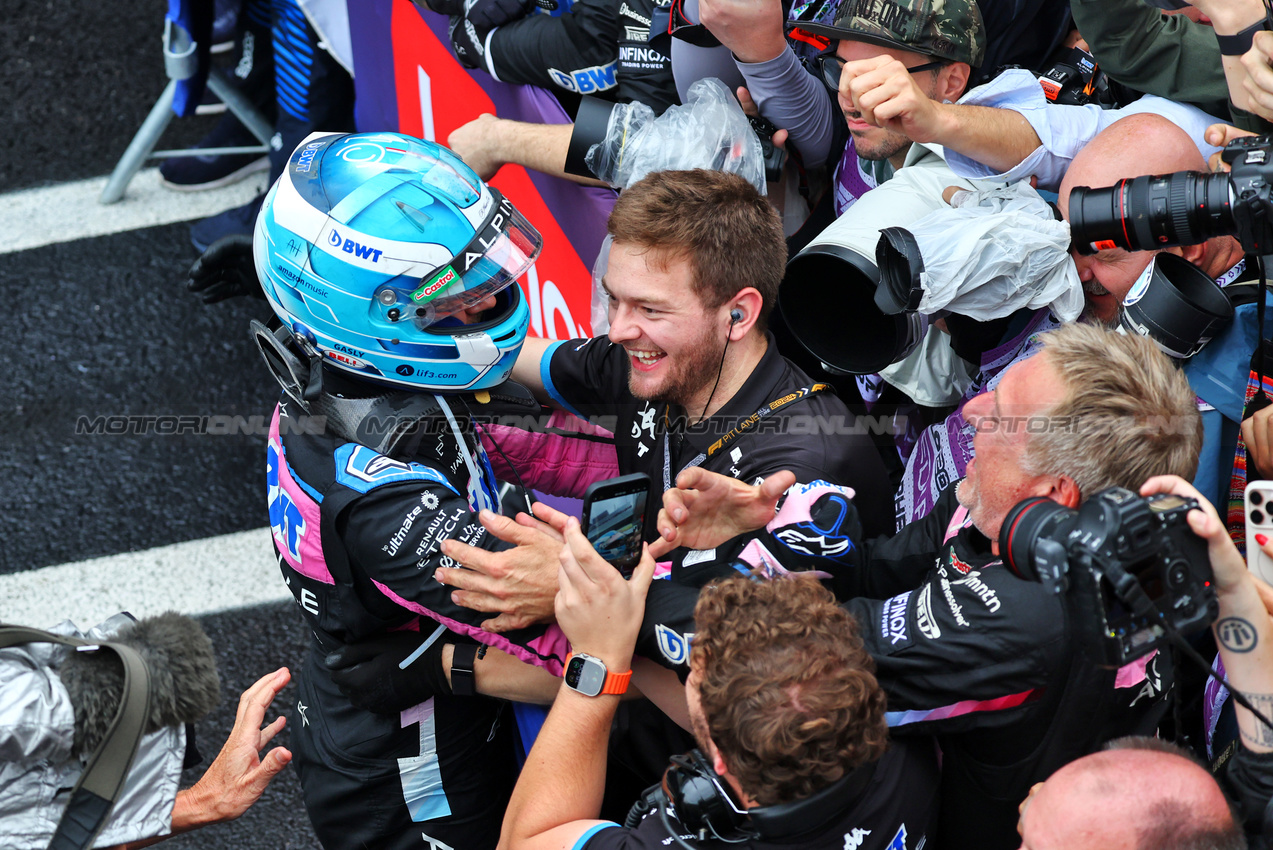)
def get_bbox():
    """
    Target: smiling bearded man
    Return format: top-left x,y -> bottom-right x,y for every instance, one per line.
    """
505,167 -> 897,541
